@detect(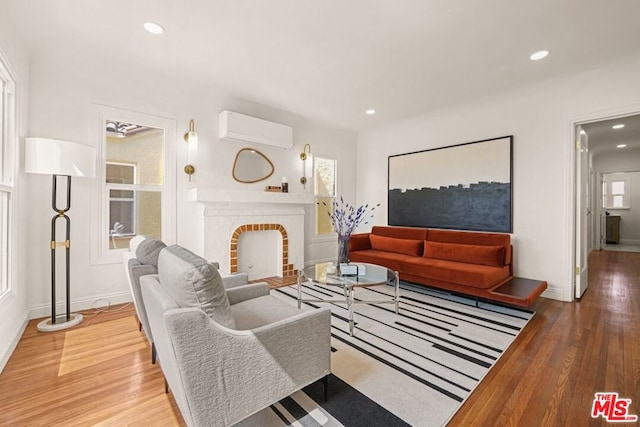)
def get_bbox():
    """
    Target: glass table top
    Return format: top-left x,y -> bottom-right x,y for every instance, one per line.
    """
301,262 -> 395,288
